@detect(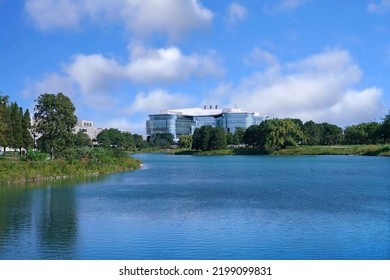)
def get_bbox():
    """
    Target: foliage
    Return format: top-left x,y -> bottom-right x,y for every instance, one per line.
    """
381,111 -> 390,143
178,135 -> 193,149
243,125 -> 262,148
21,150 -> 48,161
319,123 -> 343,145
22,109 -> 34,150
0,148 -> 141,183
149,133 -> 174,148
74,131 -> 93,147
192,125 -> 227,151
344,122 -> 381,144
243,119 -> 305,151
33,93 -> 77,158
302,120 -> 322,145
